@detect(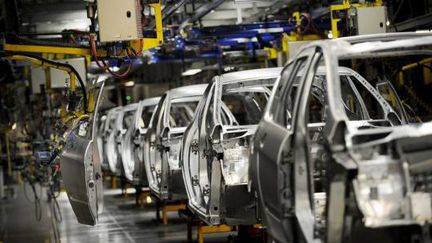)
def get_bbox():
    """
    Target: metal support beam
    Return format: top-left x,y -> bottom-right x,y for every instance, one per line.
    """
236,3 -> 243,24
5,132 -> 11,177
0,166 -> 4,199
180,0 -> 225,29
4,43 -> 93,56
162,0 -> 187,21
389,13 -> 432,31
242,0 -> 287,23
